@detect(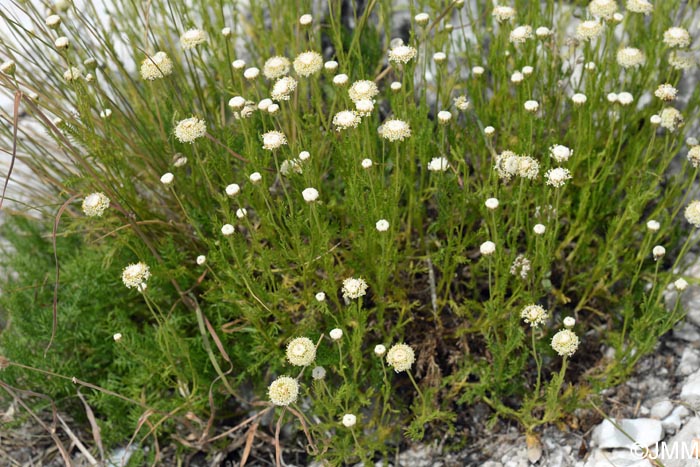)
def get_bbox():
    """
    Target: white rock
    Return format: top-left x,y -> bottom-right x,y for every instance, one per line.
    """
591,419 -> 663,449
681,369 -> 700,407
678,348 -> 700,376
651,400 -> 674,419
658,417 -> 700,466
582,447 -> 653,467
673,322 -> 700,342
662,411 -> 682,434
